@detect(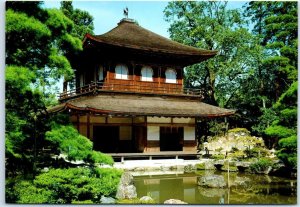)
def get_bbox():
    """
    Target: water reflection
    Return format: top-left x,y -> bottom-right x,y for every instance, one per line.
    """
133,171 -> 297,204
